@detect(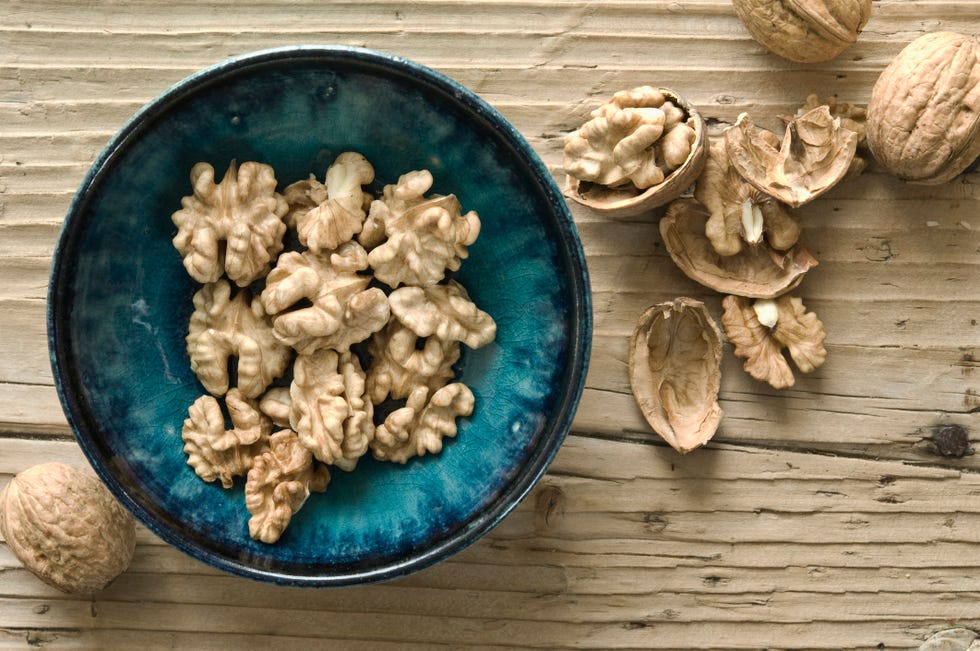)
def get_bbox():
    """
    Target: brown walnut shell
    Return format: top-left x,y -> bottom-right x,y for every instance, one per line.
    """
660,198 -> 818,299
0,463 -> 136,595
628,298 -> 724,454
564,88 -> 709,218
725,107 -> 858,208
866,31 -> 980,185
732,0 -> 872,64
